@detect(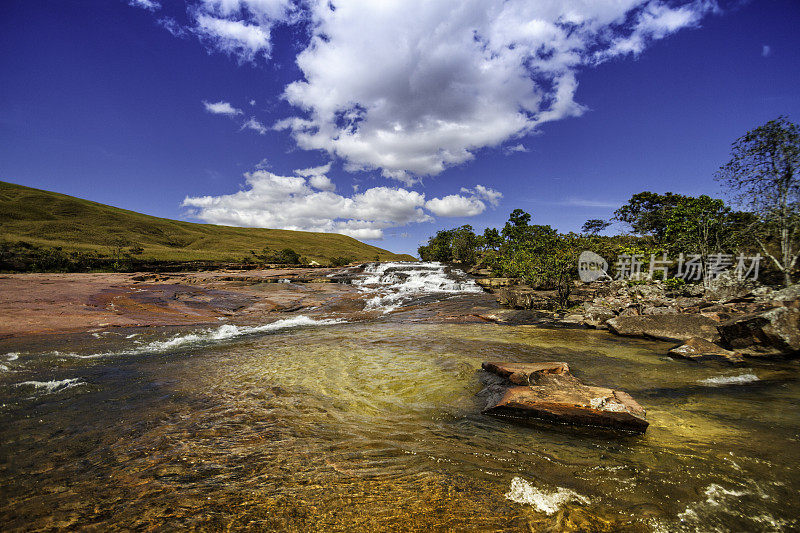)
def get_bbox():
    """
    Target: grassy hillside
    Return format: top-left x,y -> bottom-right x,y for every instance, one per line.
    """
0,181 -> 415,263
